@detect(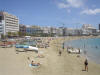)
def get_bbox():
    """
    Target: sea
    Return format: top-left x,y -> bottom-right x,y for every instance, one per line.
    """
65,38 -> 100,64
